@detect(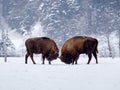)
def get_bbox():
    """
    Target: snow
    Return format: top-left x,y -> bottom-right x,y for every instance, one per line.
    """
8,31 -> 24,50
0,57 -> 120,90
31,22 -> 44,37
39,3 -> 44,10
